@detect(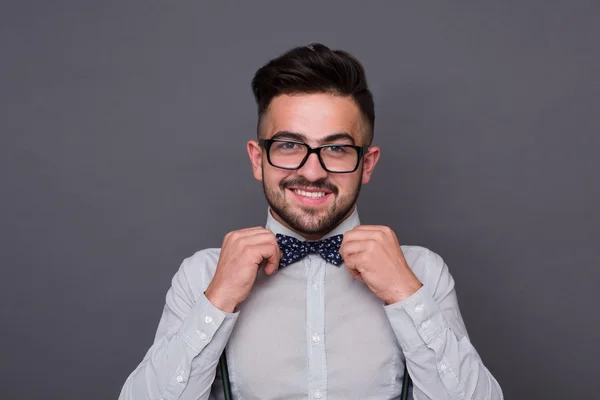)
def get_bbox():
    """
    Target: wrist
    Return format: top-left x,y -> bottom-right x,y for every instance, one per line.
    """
385,281 -> 423,305
205,286 -> 238,313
